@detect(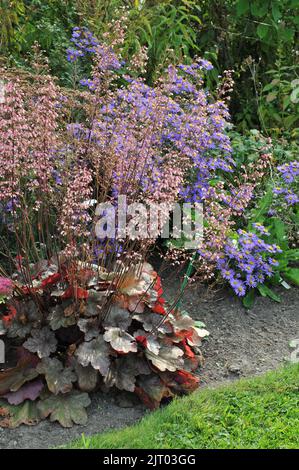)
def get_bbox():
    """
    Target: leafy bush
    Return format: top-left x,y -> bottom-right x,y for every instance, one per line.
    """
0,260 -> 207,428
